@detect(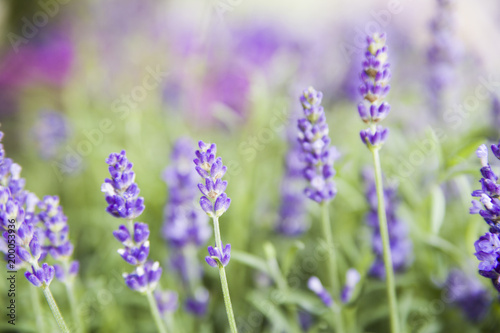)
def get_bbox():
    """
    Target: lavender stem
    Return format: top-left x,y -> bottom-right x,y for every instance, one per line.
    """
42,286 -> 70,333
213,216 -> 238,333
371,147 -> 399,333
